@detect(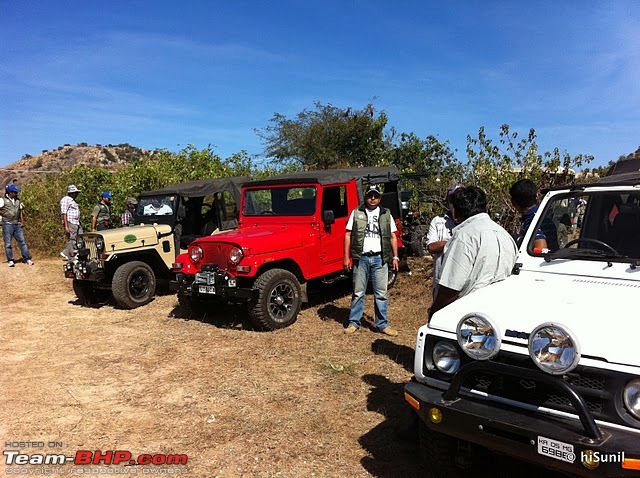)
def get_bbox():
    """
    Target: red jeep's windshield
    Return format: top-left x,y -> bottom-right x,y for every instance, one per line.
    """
243,186 -> 317,216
